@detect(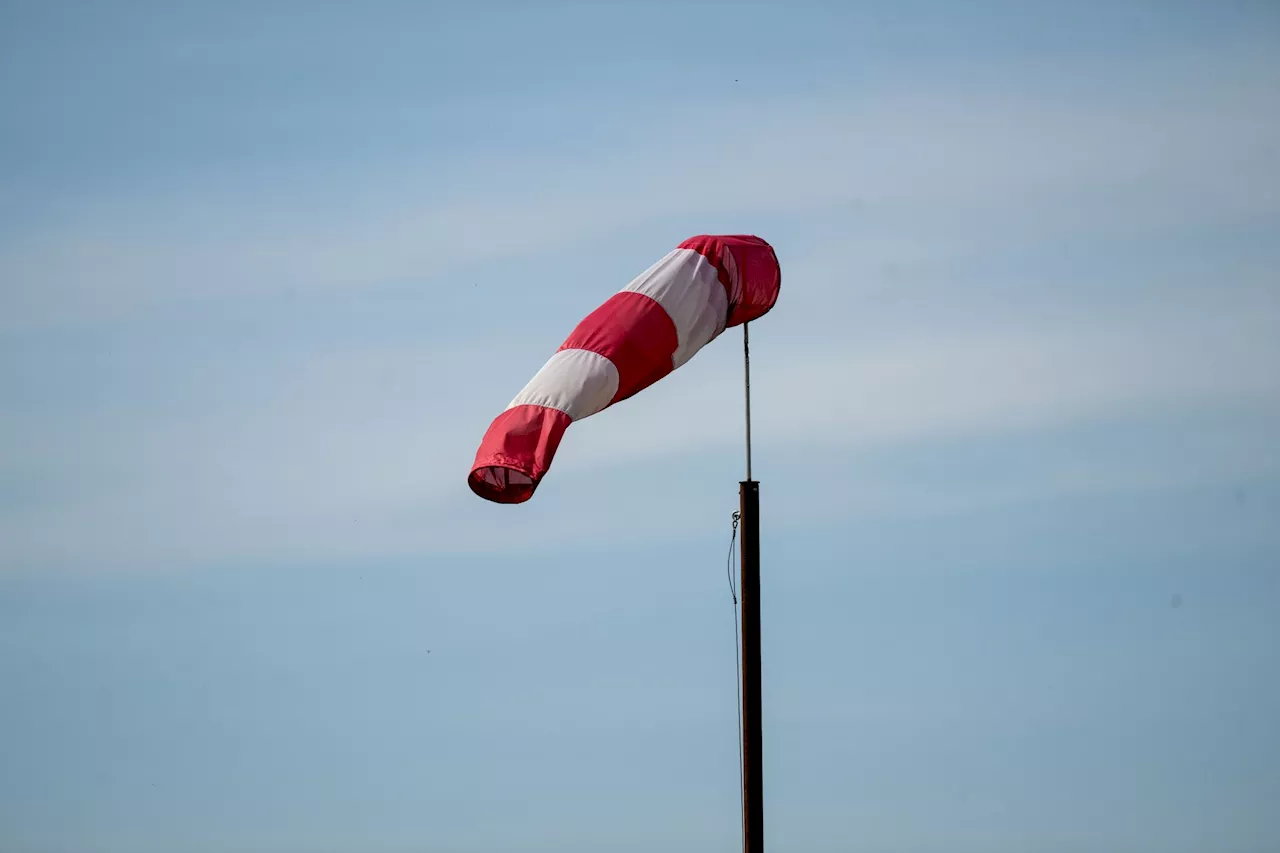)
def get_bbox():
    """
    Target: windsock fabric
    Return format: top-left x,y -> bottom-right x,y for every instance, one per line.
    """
468,234 -> 781,504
